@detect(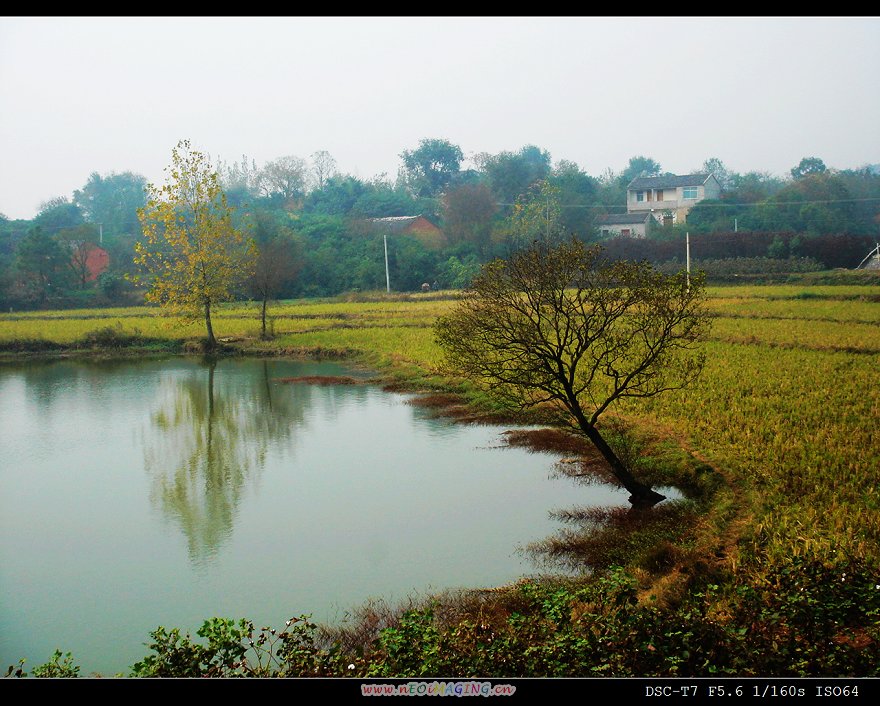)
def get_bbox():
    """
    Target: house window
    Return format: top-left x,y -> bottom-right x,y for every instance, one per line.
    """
663,214 -> 674,227
601,229 -> 610,237
621,229 -> 631,237
636,191 -> 645,202
655,189 -> 664,201
682,187 -> 699,199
